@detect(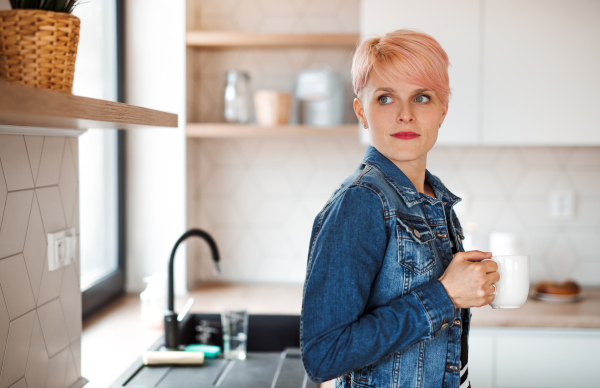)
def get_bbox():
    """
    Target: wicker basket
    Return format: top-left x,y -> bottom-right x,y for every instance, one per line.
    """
0,9 -> 80,93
